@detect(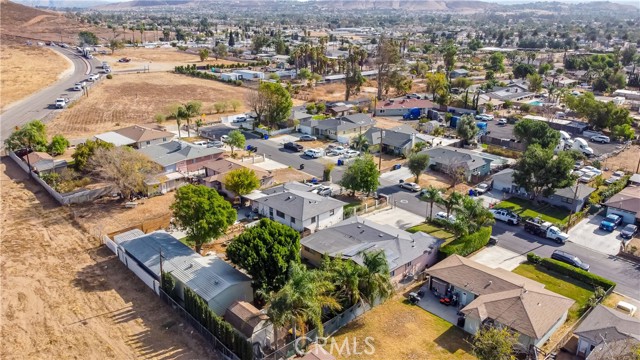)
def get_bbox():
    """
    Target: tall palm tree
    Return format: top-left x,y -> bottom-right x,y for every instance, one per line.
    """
360,250 -> 393,306
175,106 -> 189,138
437,191 -> 464,219
352,133 -> 369,152
322,256 -> 363,308
183,101 -> 202,138
139,23 -> 145,44
455,196 -> 495,233
422,186 -> 442,221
